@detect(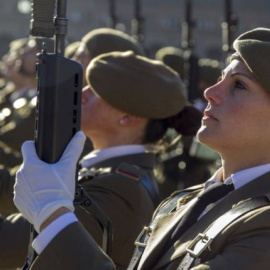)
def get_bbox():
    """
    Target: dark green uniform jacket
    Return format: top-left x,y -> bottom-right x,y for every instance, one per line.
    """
31,170 -> 270,270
